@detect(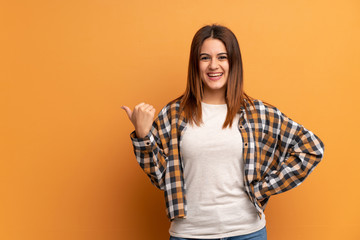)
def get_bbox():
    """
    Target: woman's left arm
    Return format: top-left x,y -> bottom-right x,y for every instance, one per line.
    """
254,108 -> 325,201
